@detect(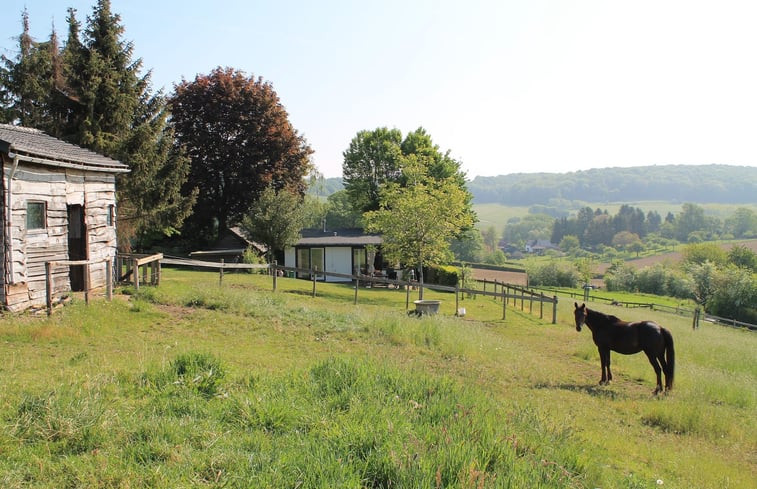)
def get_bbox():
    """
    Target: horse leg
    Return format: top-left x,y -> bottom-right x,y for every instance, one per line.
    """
644,351 -> 664,394
605,350 -> 613,383
598,347 -> 610,385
